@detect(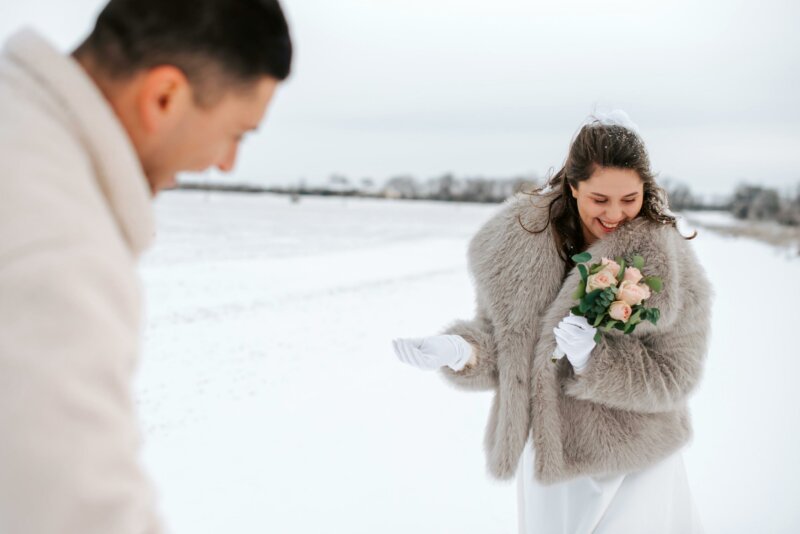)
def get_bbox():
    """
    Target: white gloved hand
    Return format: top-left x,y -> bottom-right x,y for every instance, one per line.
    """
552,314 -> 597,374
392,335 -> 474,372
